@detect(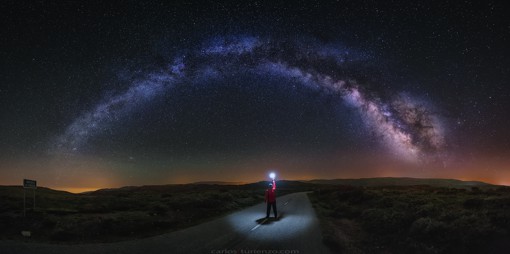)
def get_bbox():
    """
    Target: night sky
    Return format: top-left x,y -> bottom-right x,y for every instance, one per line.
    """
1,1 -> 509,192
